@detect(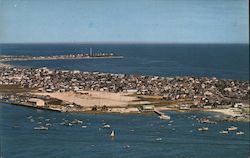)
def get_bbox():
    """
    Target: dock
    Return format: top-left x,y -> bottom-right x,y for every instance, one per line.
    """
154,109 -> 165,116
